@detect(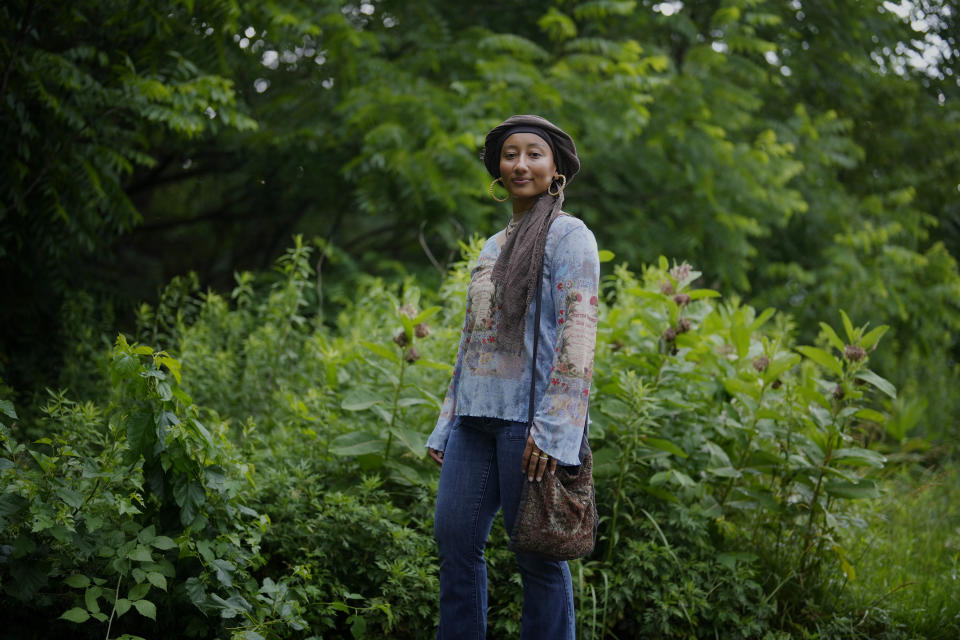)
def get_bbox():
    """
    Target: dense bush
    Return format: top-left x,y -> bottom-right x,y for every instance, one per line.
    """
2,237 -> 951,639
